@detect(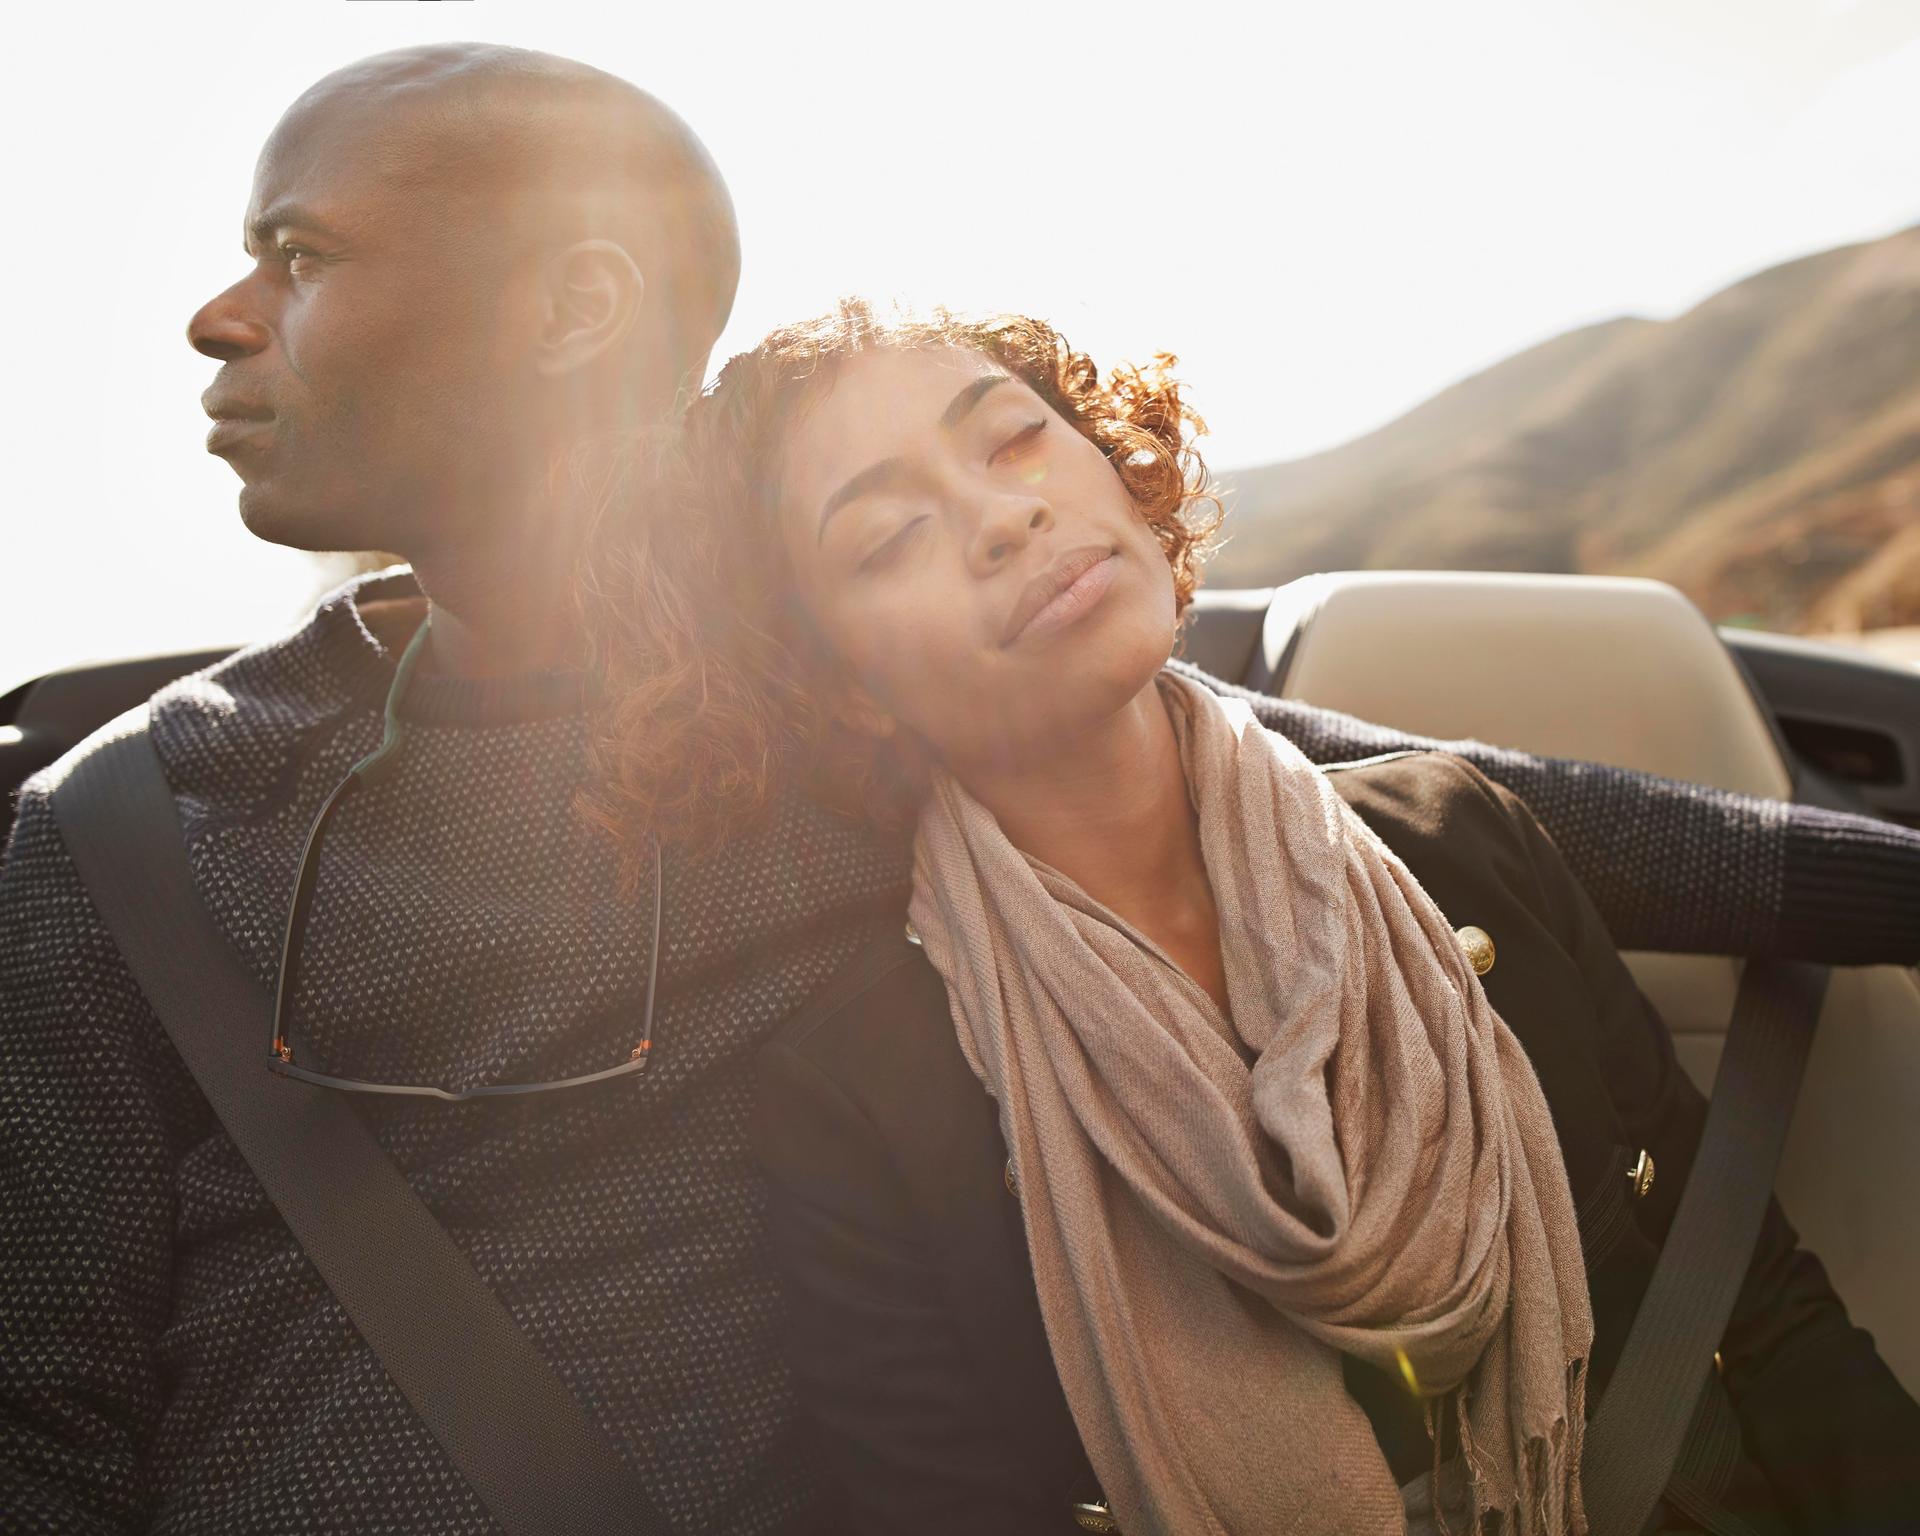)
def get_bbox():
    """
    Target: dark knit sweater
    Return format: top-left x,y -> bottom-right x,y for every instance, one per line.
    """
2,569 -> 1915,1535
